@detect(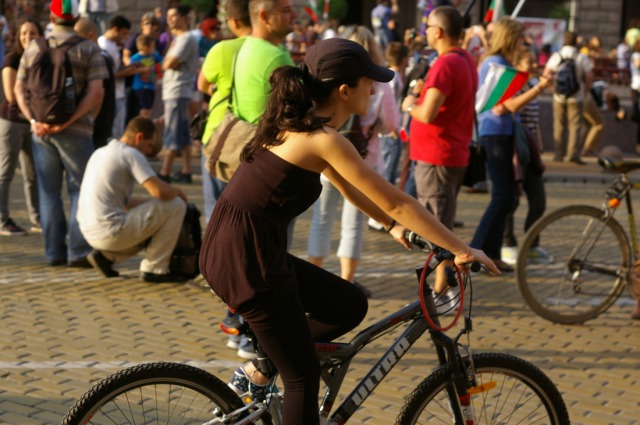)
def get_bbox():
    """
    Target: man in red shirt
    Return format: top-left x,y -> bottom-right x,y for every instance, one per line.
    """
402,5 -> 477,295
